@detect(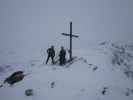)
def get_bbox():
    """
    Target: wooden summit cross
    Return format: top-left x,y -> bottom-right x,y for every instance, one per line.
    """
61,22 -> 79,61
